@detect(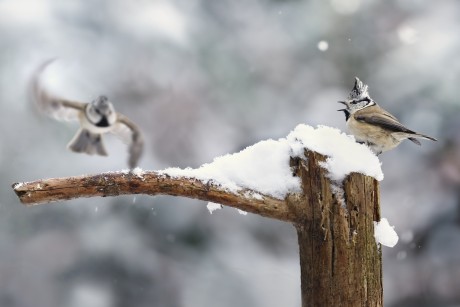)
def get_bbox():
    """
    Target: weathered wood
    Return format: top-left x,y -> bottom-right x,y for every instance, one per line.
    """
12,149 -> 383,306
290,151 -> 383,307
12,171 -> 295,222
